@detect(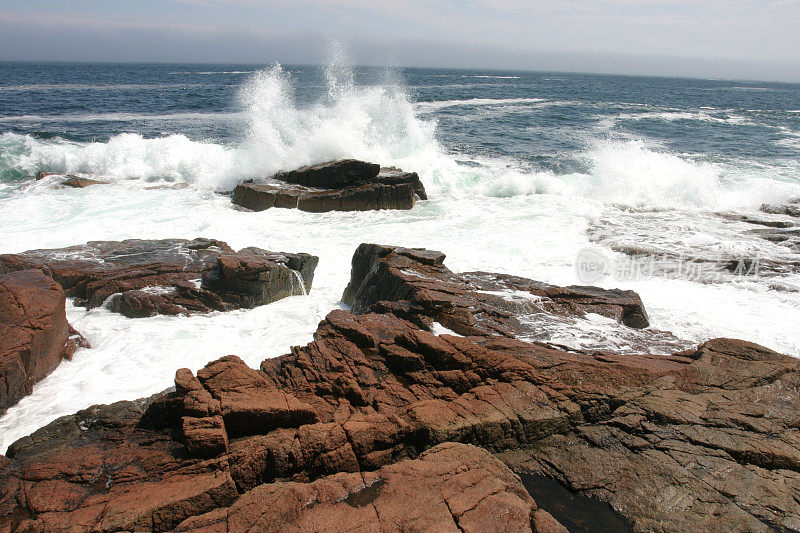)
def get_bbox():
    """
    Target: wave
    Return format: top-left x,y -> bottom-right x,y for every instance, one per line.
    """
0,112 -> 246,123
461,75 -> 521,79
0,59 -> 440,191
607,109 -> 754,126
415,97 -> 547,112
0,83 -> 205,91
196,71 -> 254,75
168,71 -> 255,75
